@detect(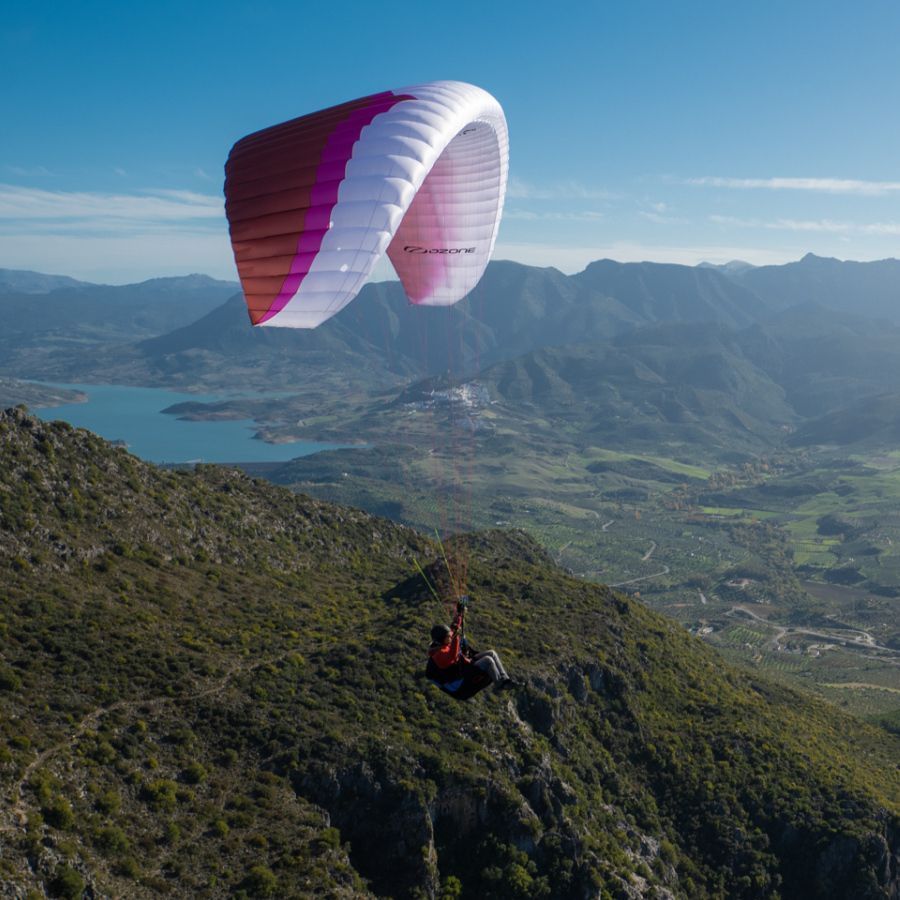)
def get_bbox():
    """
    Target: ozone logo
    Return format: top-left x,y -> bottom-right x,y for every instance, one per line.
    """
403,246 -> 476,254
